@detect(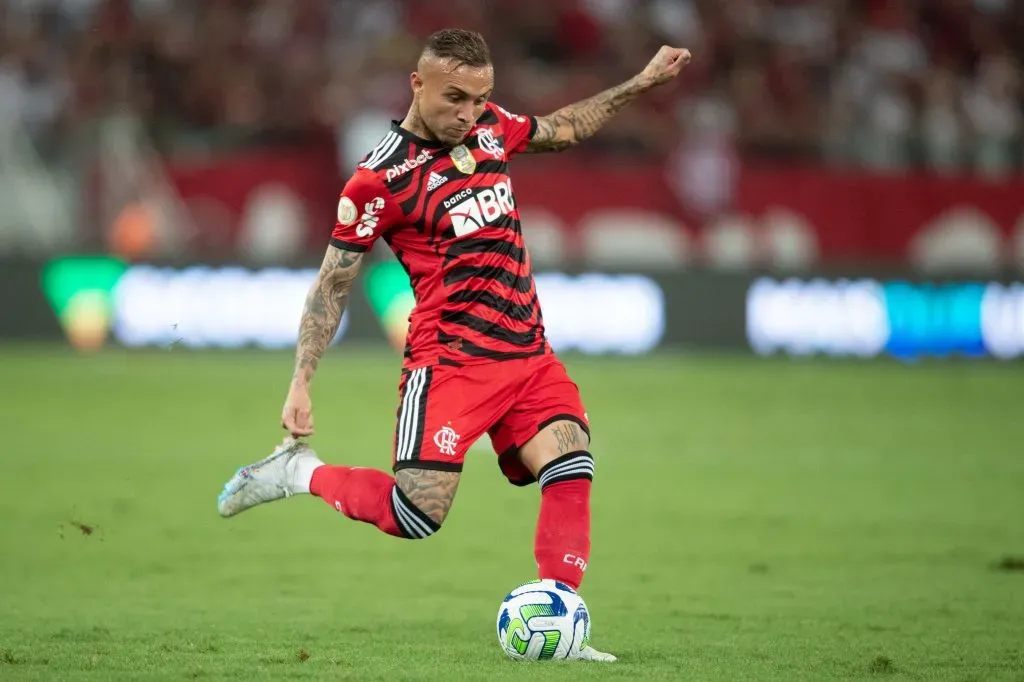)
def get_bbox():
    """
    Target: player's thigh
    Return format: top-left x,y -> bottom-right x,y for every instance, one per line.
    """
497,355 -> 592,480
518,419 -> 591,479
391,364 -> 514,512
